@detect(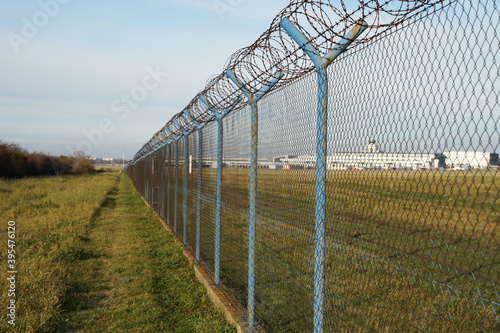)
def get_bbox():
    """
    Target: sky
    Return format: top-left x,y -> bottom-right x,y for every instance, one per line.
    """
0,0 -> 291,159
